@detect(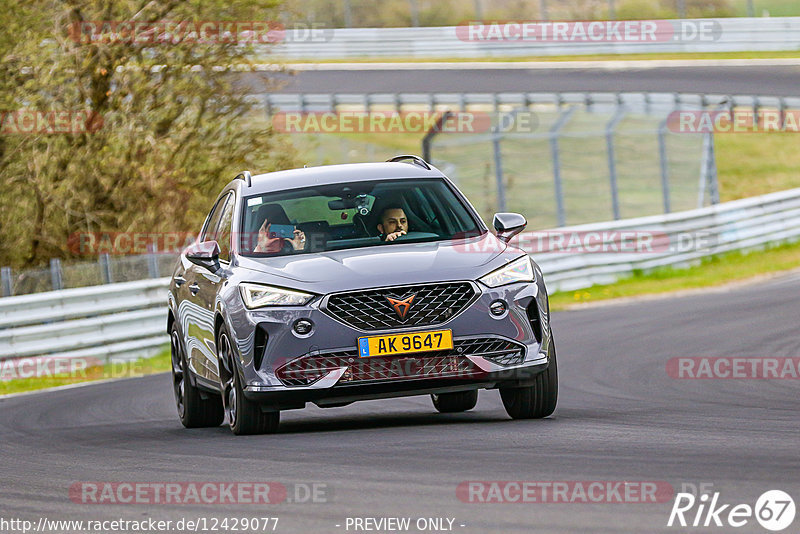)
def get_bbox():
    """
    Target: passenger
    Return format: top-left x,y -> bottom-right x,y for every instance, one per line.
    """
254,217 -> 305,253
